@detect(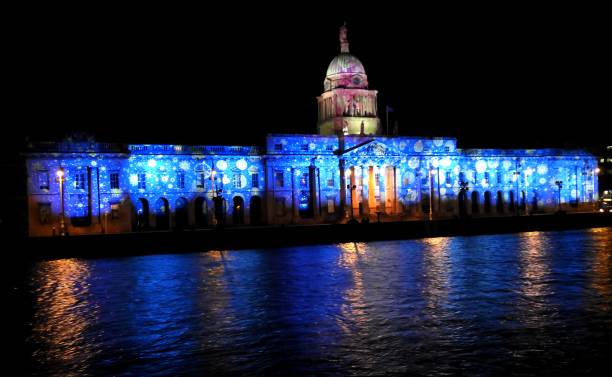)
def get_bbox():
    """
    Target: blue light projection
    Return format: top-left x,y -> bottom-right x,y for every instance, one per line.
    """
26,136 -> 598,235
23,21 -> 599,235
